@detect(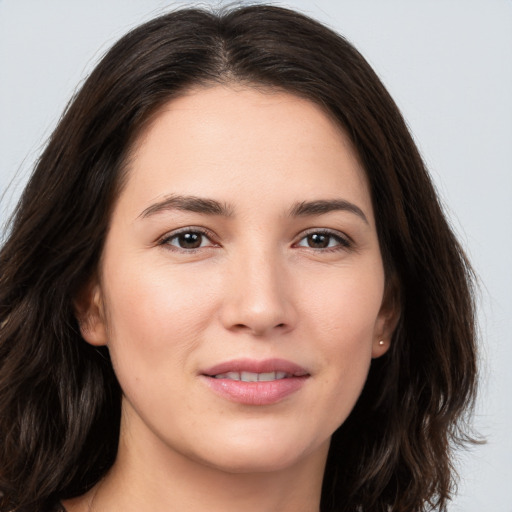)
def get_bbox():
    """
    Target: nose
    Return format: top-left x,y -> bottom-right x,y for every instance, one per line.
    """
219,249 -> 297,337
